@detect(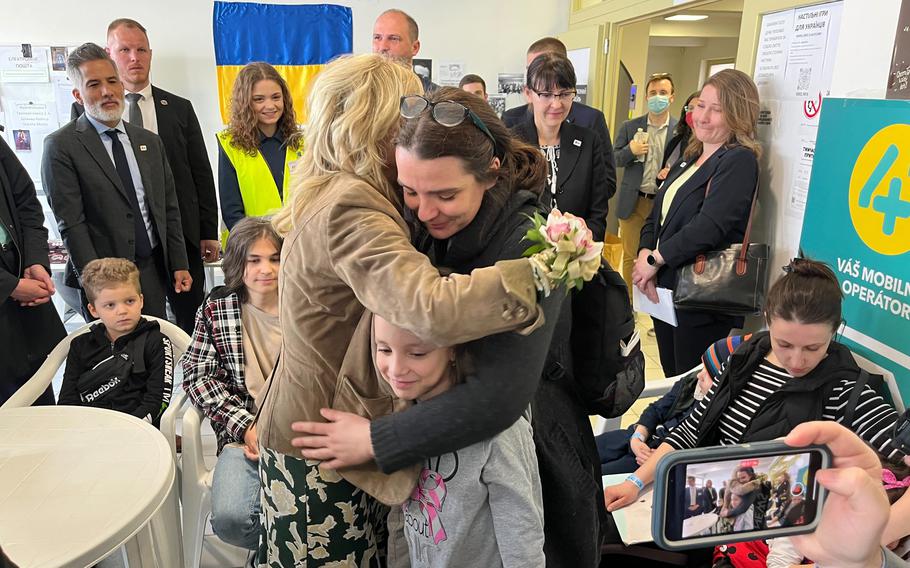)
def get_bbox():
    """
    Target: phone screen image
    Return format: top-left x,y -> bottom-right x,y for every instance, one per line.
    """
665,450 -> 822,542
